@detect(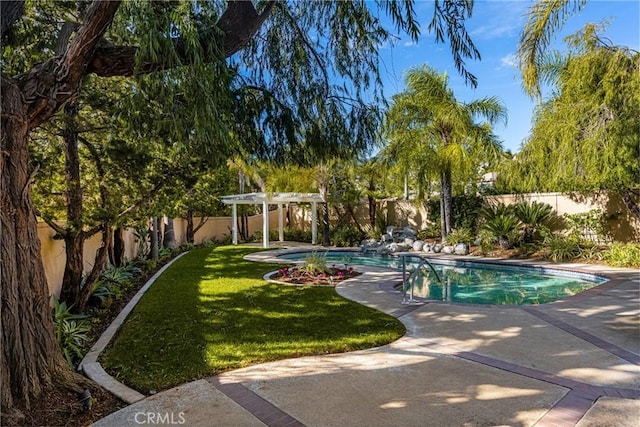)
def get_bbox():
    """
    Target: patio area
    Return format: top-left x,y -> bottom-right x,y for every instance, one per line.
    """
93,250 -> 639,426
